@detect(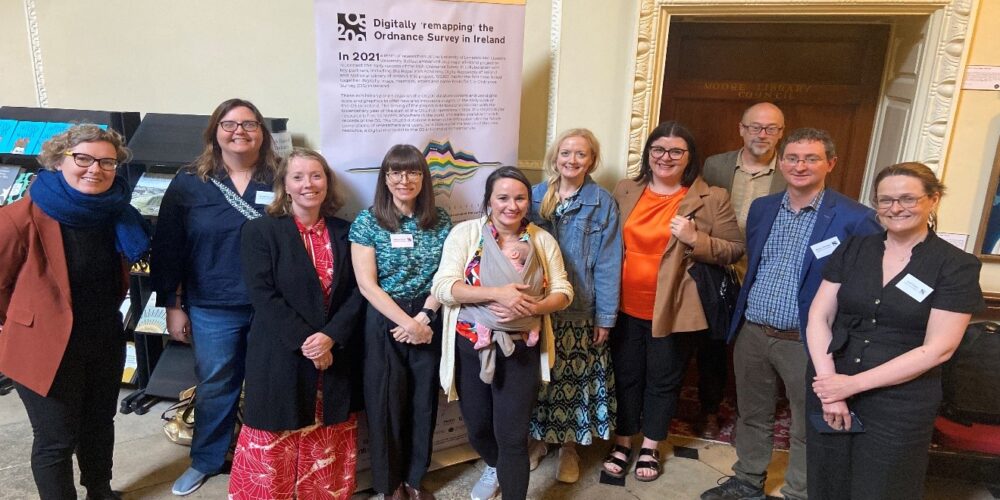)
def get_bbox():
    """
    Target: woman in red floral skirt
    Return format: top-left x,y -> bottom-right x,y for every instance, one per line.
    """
229,148 -> 365,499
